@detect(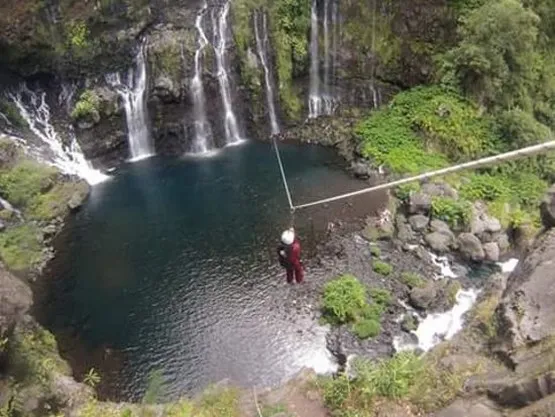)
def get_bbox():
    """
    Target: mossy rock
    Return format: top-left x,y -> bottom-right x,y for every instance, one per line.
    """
0,224 -> 43,272
401,314 -> 418,332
